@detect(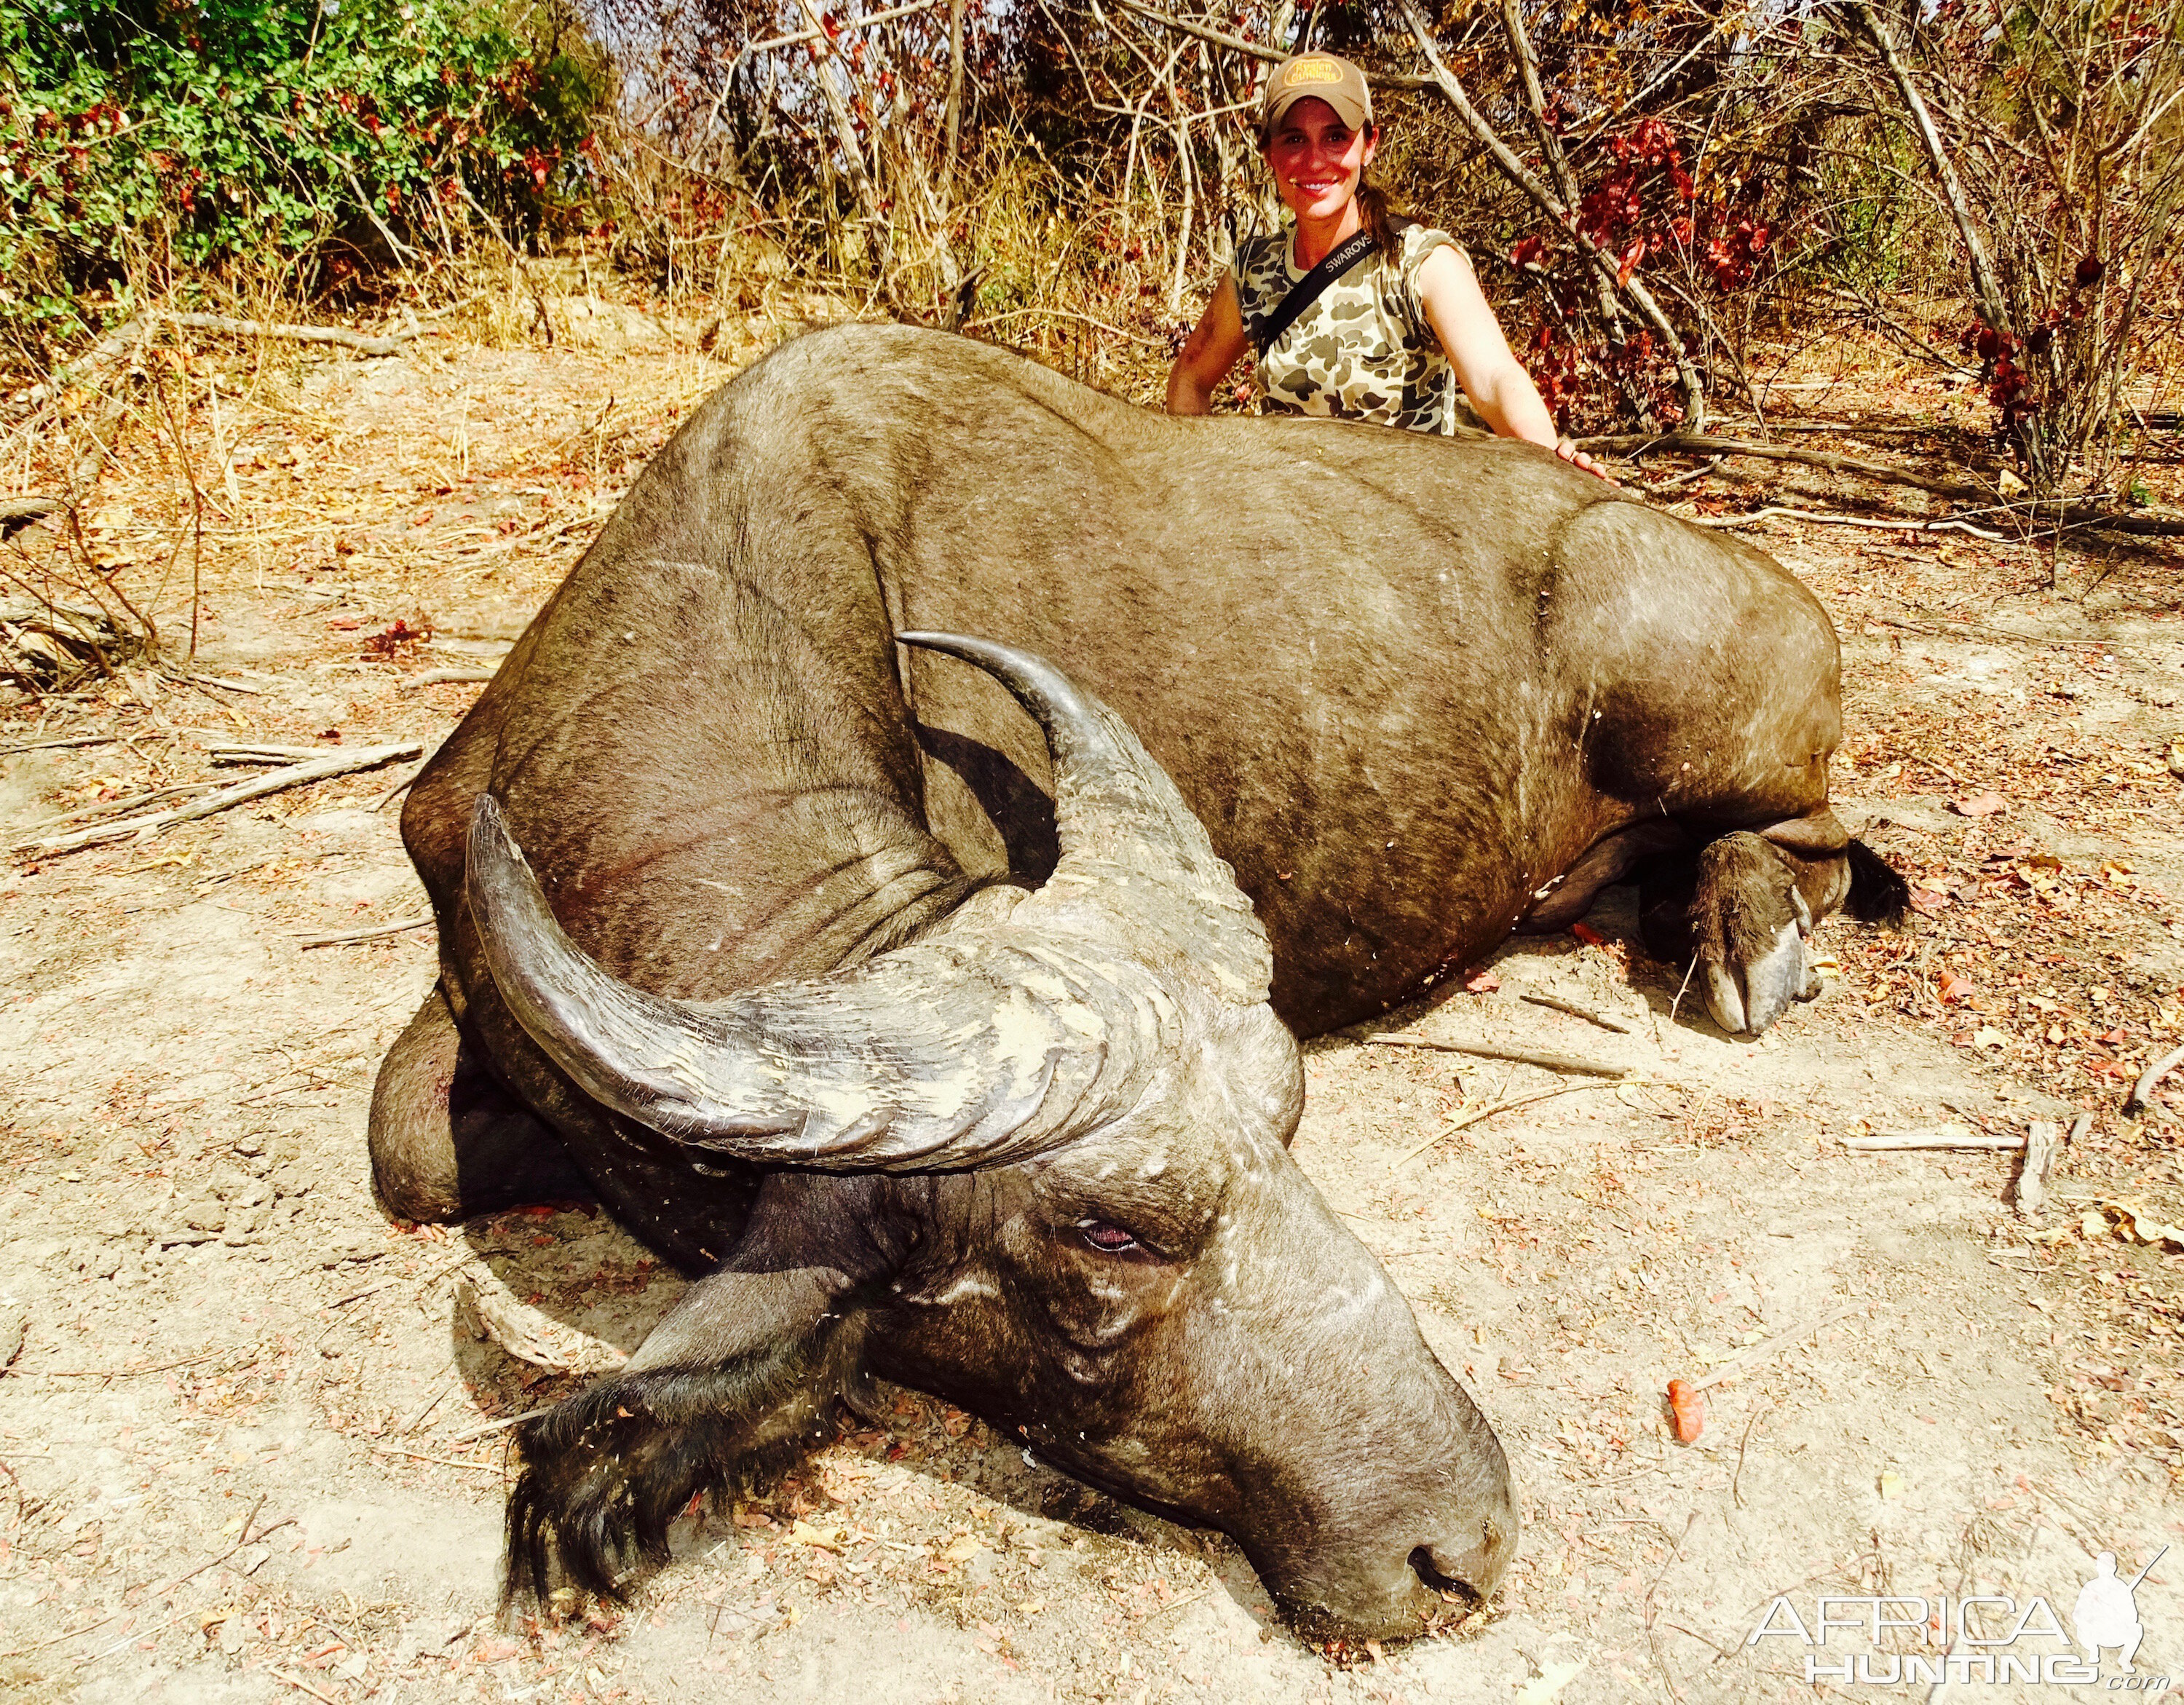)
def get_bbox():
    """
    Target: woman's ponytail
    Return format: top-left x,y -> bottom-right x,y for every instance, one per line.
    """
1355,168 -> 1404,261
